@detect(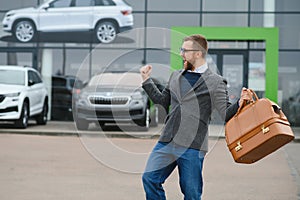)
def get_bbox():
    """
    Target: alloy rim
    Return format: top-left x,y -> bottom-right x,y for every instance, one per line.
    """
16,22 -> 34,42
97,24 -> 116,43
